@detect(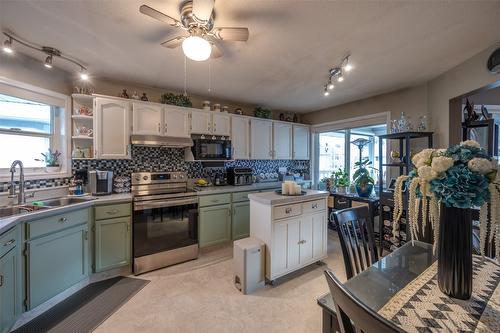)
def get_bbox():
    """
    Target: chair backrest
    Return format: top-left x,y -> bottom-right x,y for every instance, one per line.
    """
324,270 -> 404,333
333,206 -> 378,279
